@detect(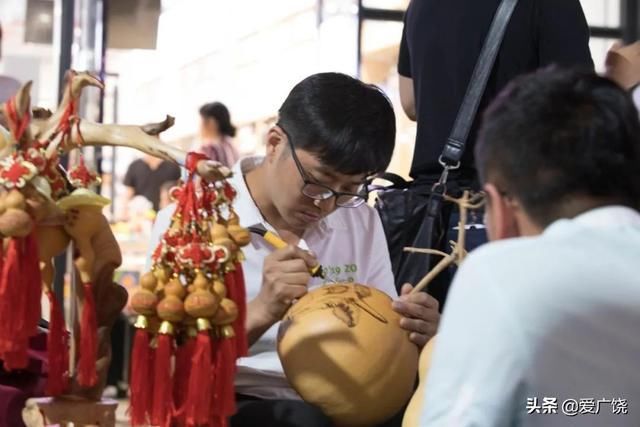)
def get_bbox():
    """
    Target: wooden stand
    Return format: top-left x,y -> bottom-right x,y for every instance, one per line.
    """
22,397 -> 118,427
